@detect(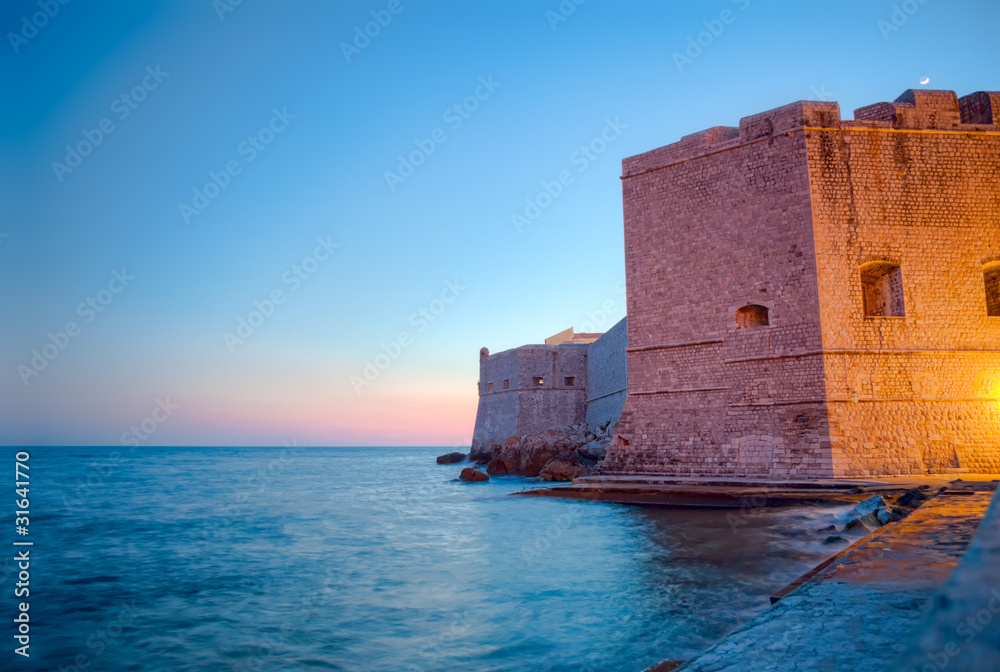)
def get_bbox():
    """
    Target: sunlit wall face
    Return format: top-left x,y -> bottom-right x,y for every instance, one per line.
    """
1,0 -> 997,446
